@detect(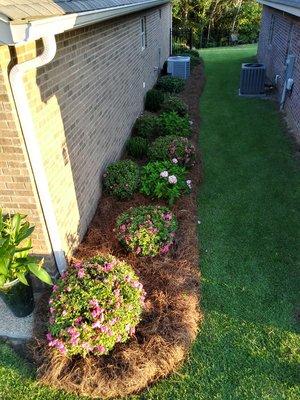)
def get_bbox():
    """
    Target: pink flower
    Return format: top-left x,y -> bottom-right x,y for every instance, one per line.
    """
74,316 -> 83,325
119,224 -> 126,233
163,212 -> 173,221
49,307 -> 55,314
136,246 -> 141,255
74,262 -> 82,269
172,158 -> 178,164
186,179 -> 192,189
96,345 -> 106,354
82,342 -> 93,352
114,289 -> 120,297
168,175 -> 177,184
103,262 -> 113,272
78,269 -> 85,278
160,244 -> 171,254
52,284 -> 59,292
70,336 -> 79,345
116,335 -> 122,343
89,299 -> 99,308
160,170 -> 169,178
65,286 -> 72,292
46,332 -> 53,342
49,316 -> 55,325
92,320 -> 102,329
62,310 -> 67,316
129,327 -> 136,336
